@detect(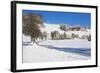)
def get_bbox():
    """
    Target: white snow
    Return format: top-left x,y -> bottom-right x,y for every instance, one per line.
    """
38,39 -> 91,48
41,23 -> 64,34
23,43 -> 90,63
40,23 -> 65,39
23,23 -> 91,63
40,23 -> 91,39
23,35 -> 31,42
